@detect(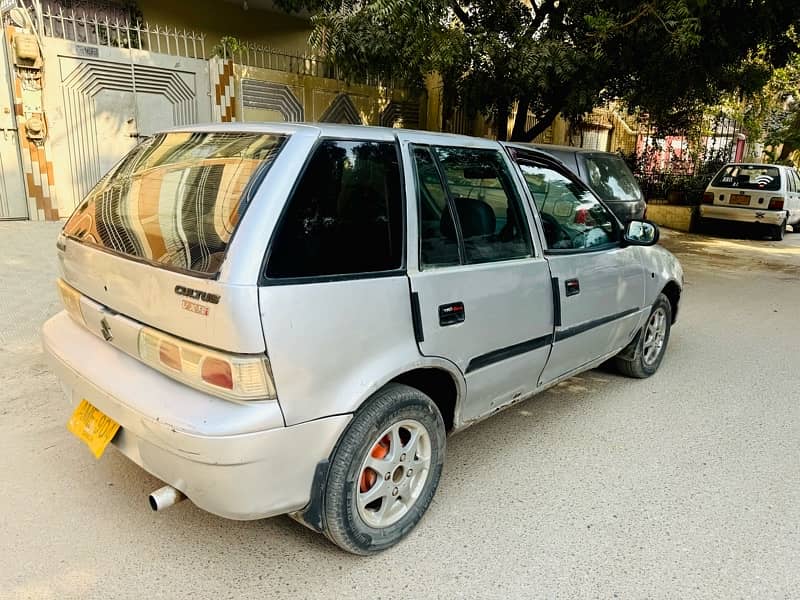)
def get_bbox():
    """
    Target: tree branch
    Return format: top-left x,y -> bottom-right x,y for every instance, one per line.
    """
518,104 -> 562,142
529,0 -> 556,34
449,1 -> 472,28
511,96 -> 531,140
